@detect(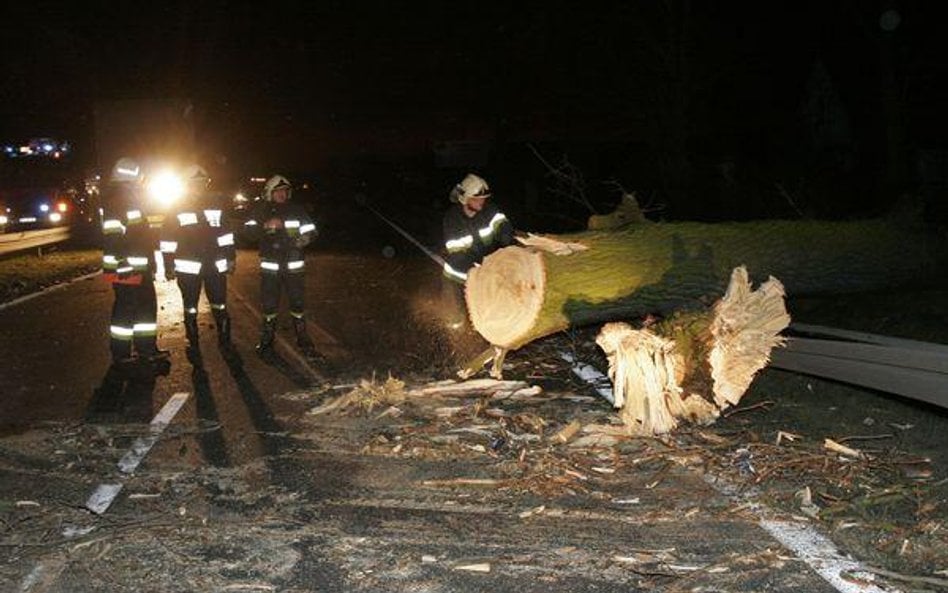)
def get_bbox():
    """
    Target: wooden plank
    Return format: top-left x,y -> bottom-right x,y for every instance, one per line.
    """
782,337 -> 948,374
789,322 -> 948,355
769,349 -> 948,410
